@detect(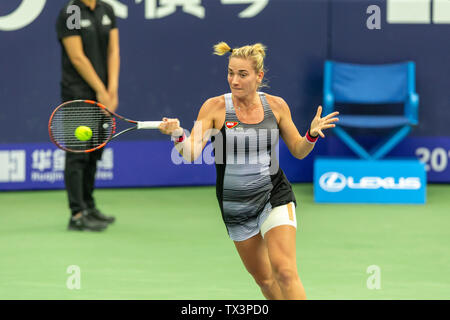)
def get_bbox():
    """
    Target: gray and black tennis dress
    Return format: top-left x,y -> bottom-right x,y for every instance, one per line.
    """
212,92 -> 296,241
